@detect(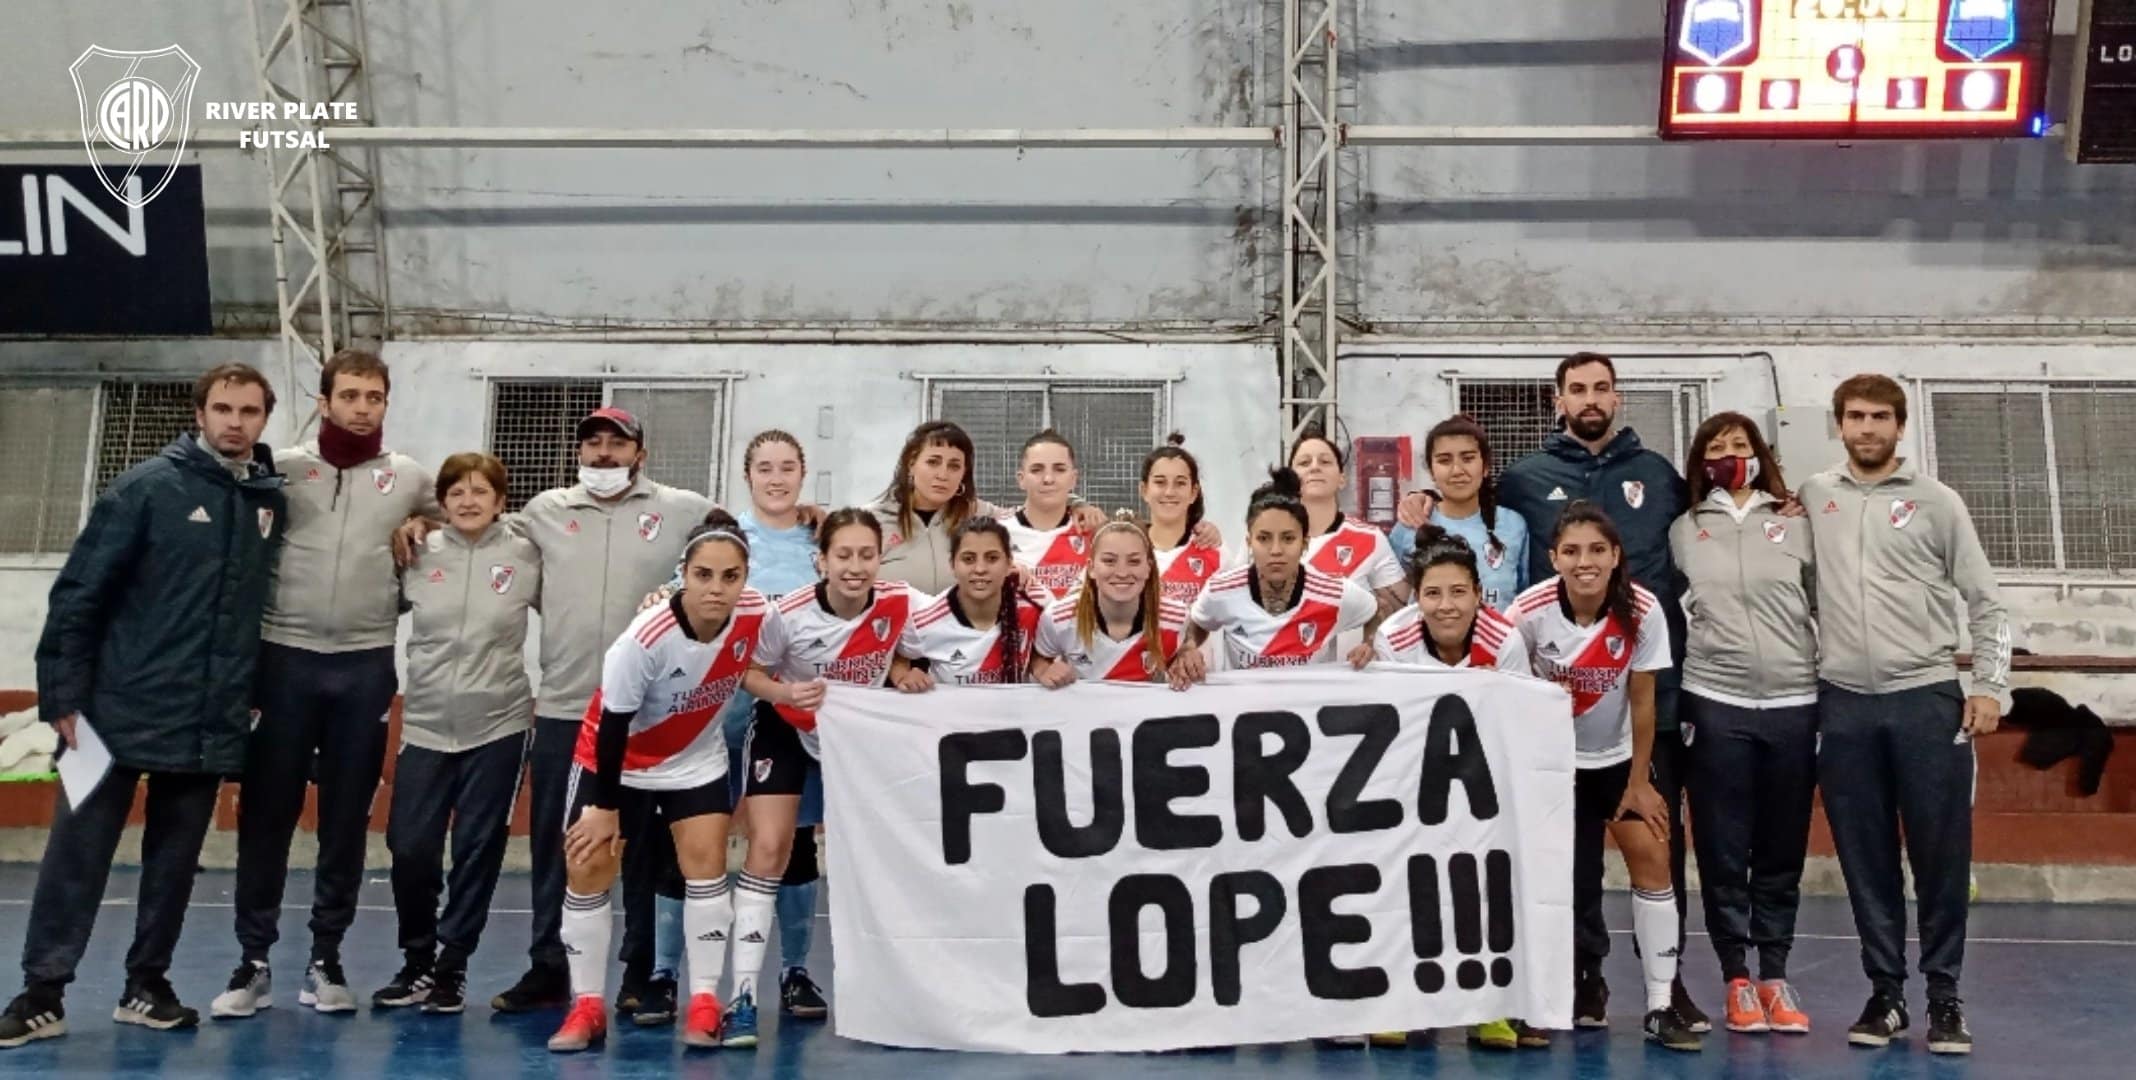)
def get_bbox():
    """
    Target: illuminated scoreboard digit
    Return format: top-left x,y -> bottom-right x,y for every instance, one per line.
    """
1660,1 -> 2053,139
